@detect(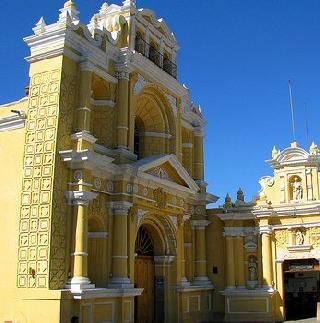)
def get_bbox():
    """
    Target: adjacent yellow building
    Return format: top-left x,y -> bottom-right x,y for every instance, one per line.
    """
208,142 -> 320,322
1,1 -> 320,322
